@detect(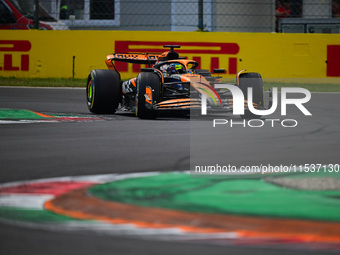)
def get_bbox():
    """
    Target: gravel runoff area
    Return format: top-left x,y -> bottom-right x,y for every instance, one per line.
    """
266,177 -> 340,190
265,170 -> 340,190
